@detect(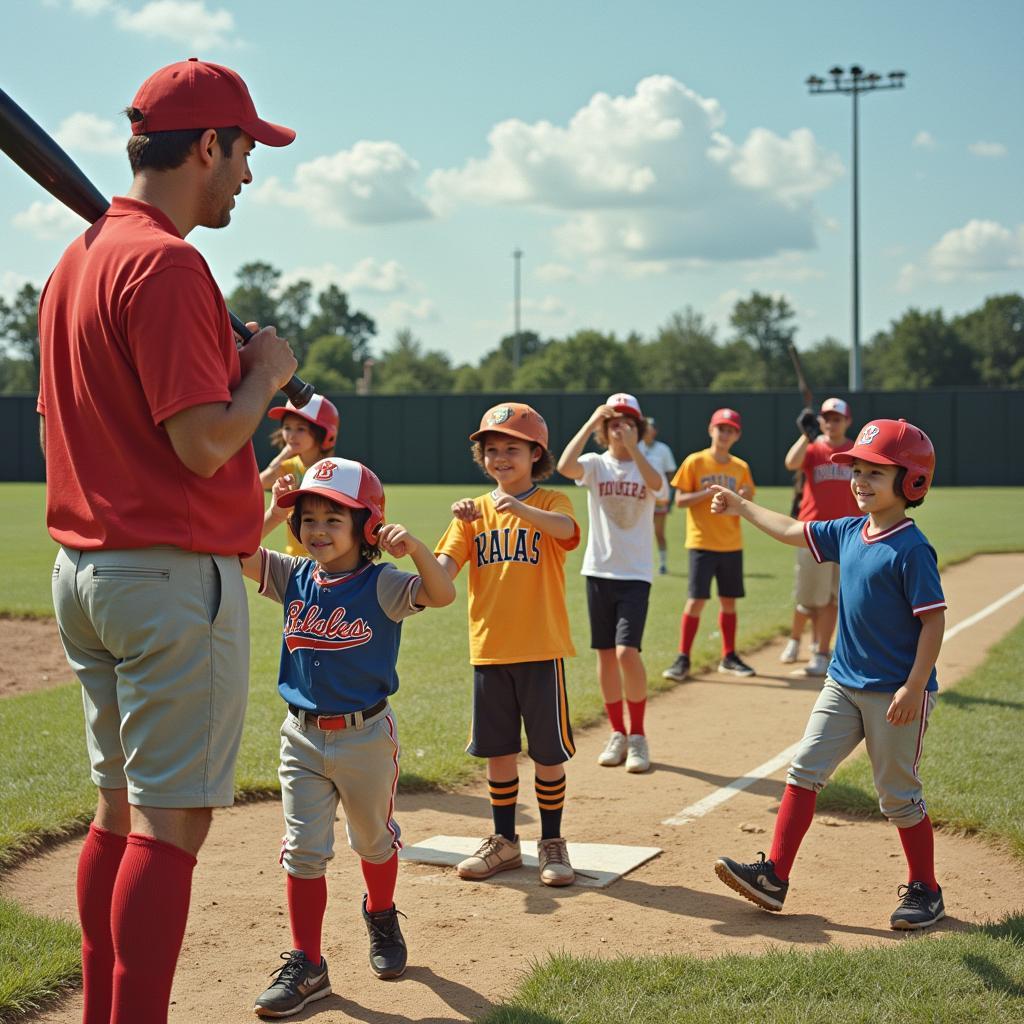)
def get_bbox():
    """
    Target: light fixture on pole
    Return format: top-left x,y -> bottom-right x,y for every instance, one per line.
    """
512,247 -> 523,371
806,66 -> 906,391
